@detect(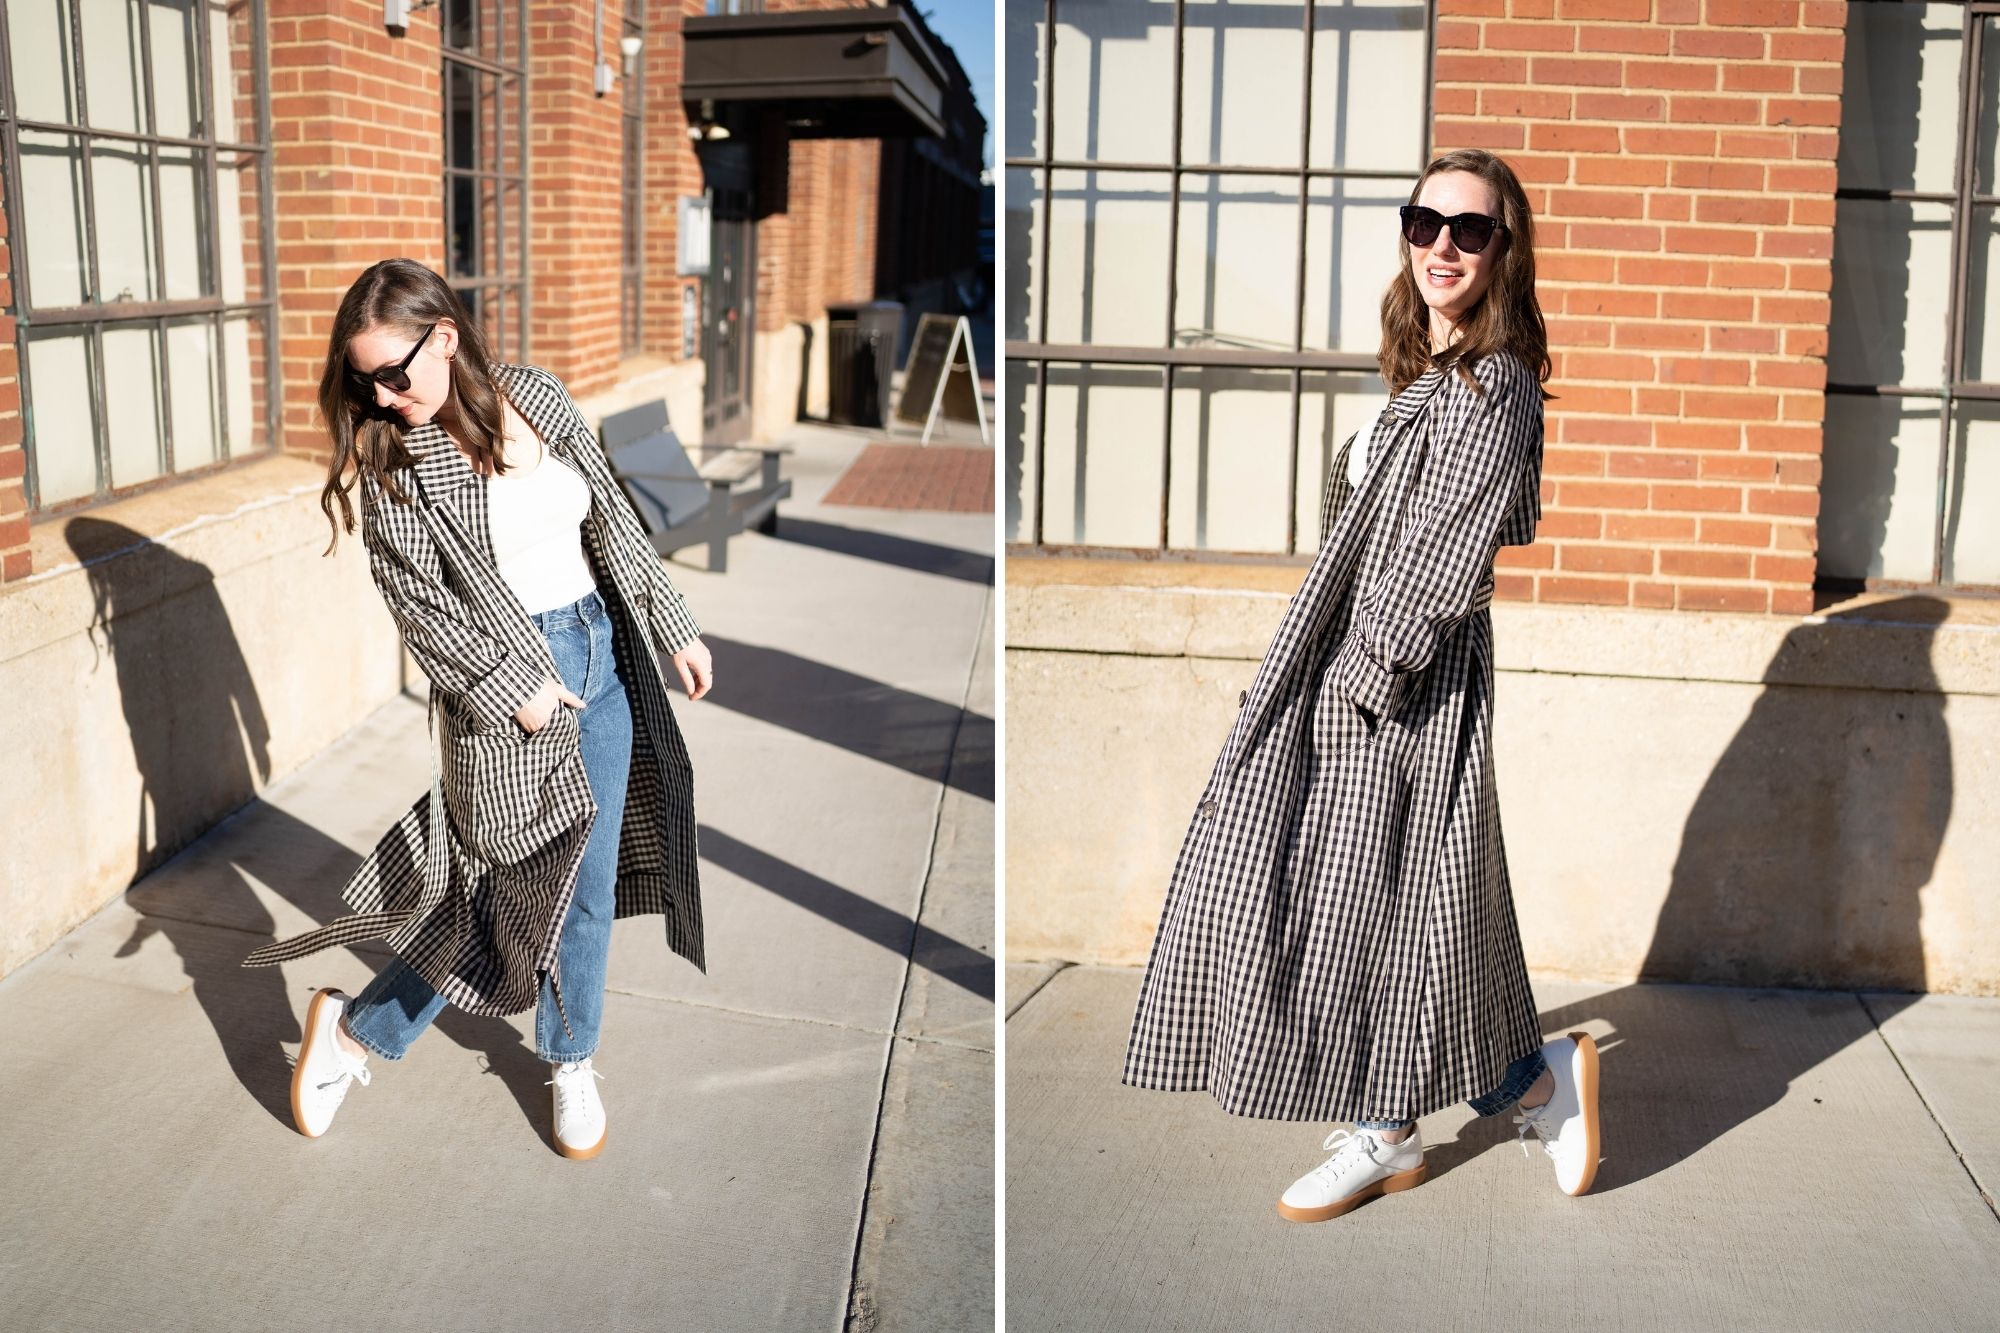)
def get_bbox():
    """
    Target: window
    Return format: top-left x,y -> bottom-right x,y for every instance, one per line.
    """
2,0 -> 276,514
443,0 -> 528,360
1821,2 -> 2000,591
620,7 -> 645,358
1004,0 -> 1434,556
